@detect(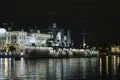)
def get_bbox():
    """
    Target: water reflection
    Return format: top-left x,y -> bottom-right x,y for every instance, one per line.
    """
0,56 -> 119,80
0,58 -> 14,79
99,55 -> 120,80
